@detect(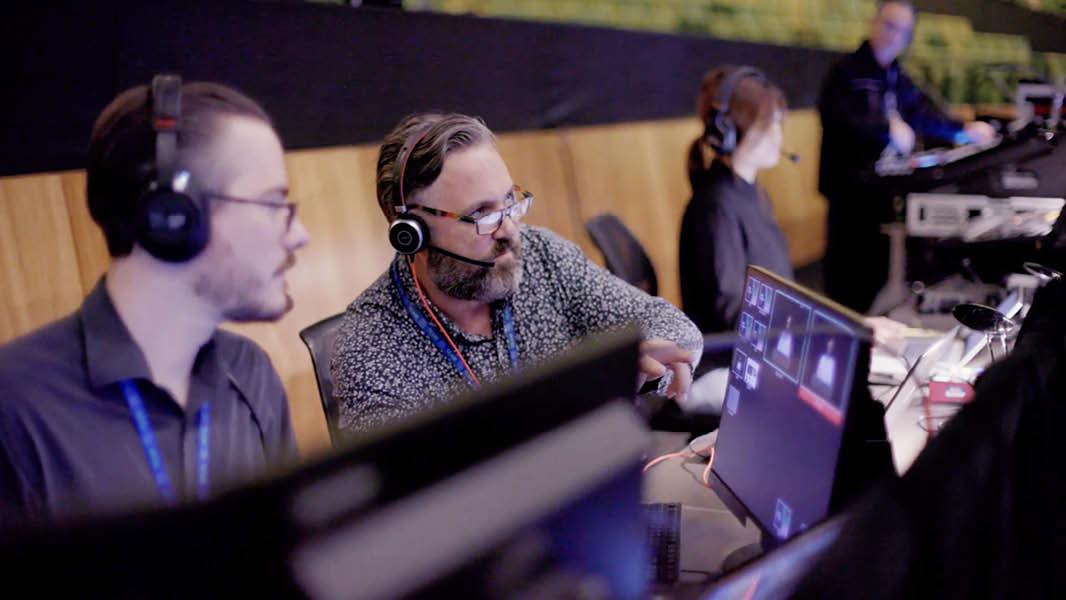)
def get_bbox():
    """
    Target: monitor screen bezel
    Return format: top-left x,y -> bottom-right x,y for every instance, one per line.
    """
711,265 -> 874,545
